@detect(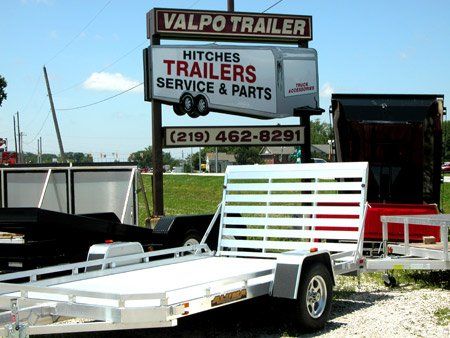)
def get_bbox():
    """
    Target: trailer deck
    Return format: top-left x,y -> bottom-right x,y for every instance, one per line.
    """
0,162 -> 369,335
